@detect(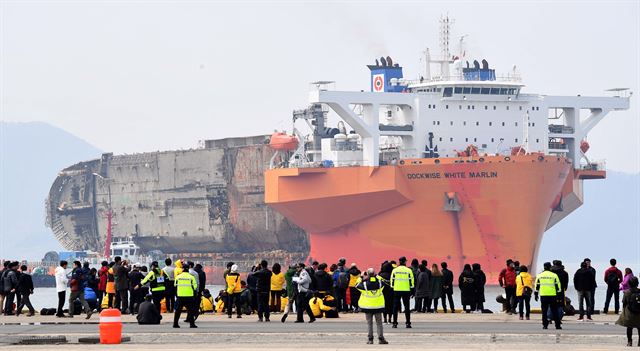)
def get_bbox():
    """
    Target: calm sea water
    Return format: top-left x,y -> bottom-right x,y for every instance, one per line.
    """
26,285 -> 612,313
